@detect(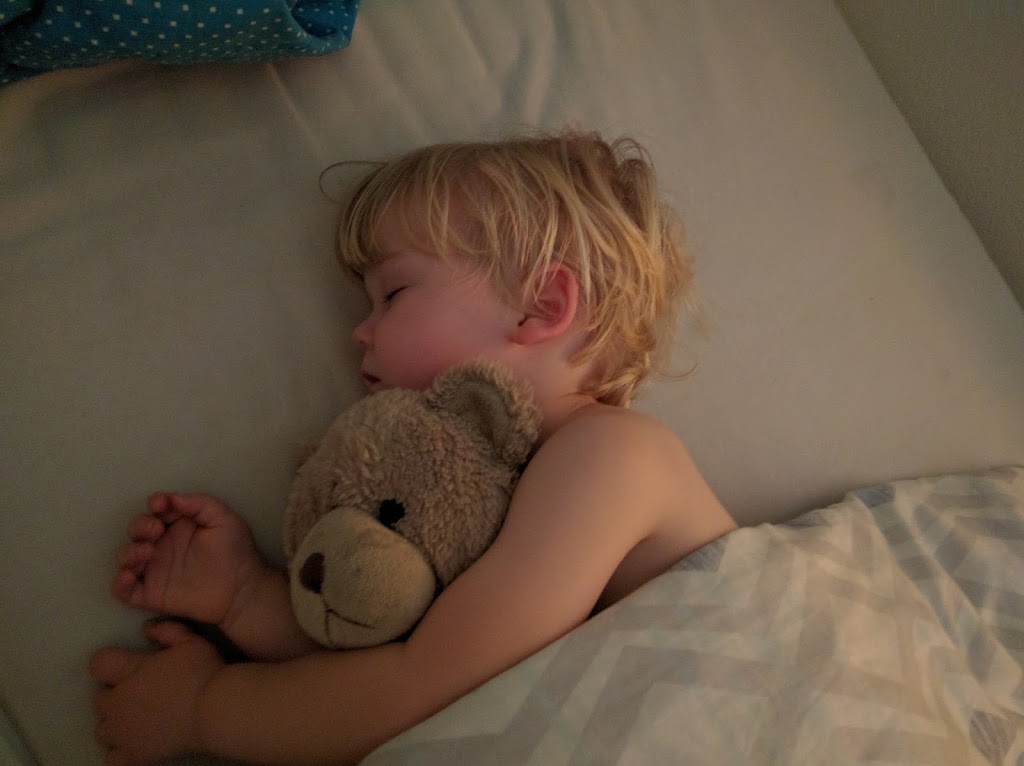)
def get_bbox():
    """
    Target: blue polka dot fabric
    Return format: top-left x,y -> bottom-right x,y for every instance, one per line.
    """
1,0 -> 359,84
